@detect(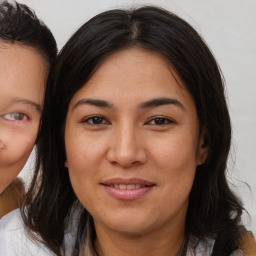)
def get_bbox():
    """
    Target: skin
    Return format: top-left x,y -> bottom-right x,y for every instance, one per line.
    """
65,48 -> 208,256
0,43 -> 47,194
